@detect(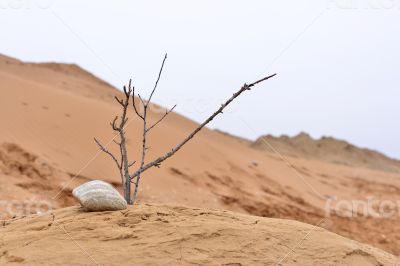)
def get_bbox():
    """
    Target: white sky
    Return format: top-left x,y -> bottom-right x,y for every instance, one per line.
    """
1,0 -> 399,159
